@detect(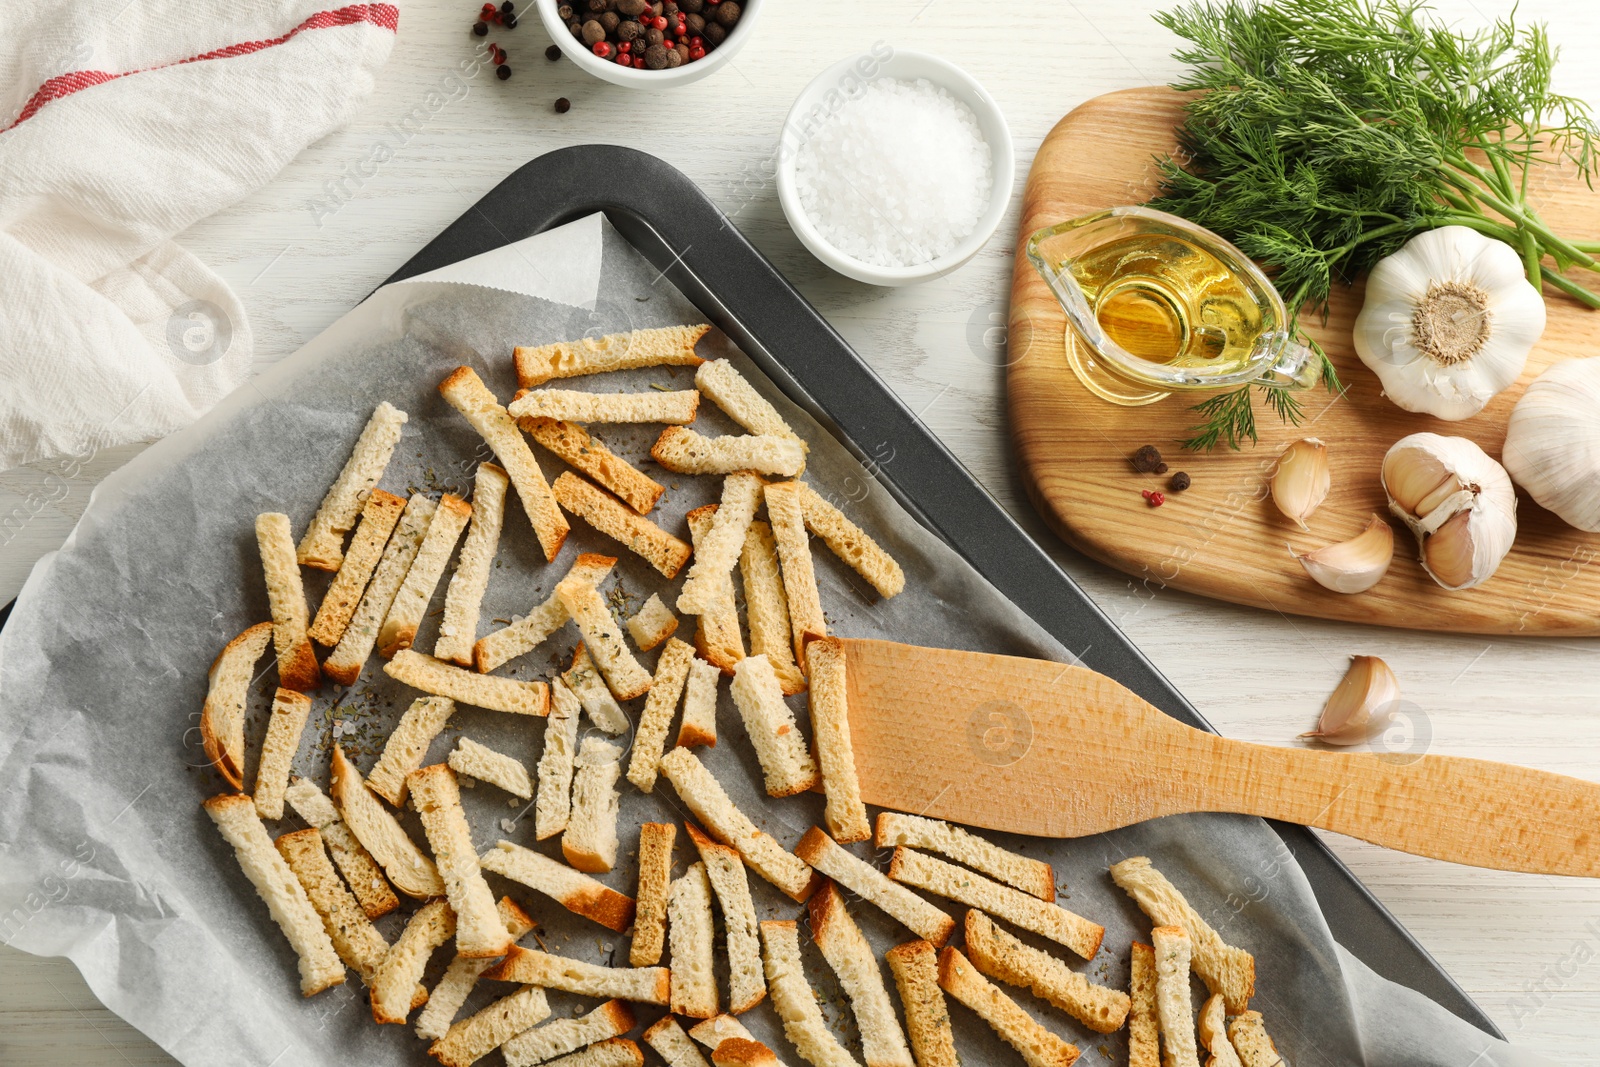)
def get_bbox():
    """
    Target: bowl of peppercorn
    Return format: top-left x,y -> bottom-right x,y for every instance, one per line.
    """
539,0 -> 757,85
